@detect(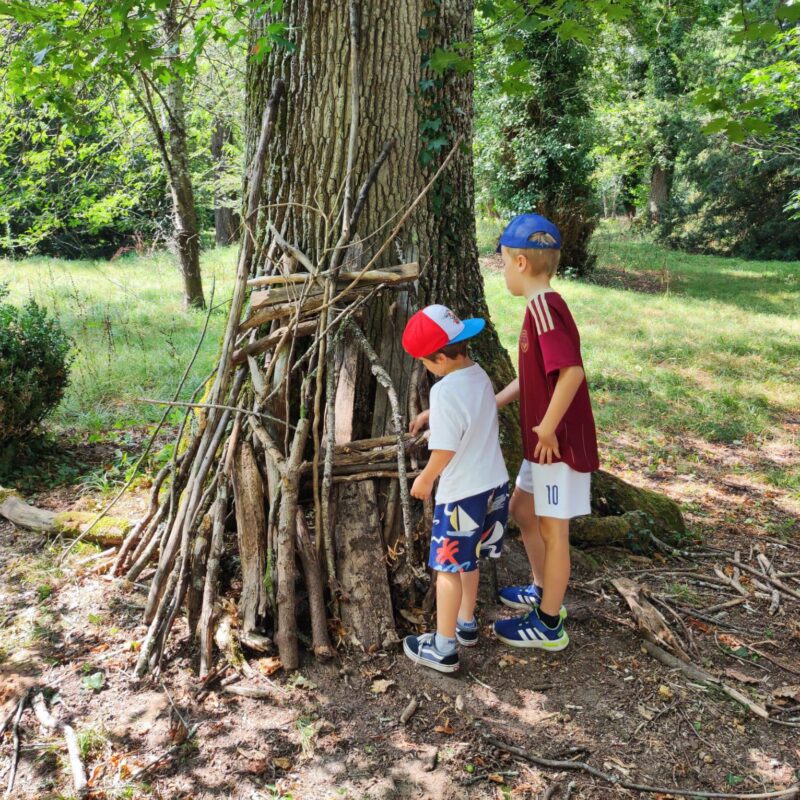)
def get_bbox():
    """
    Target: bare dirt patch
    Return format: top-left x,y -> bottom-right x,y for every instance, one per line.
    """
2,432 -> 799,799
